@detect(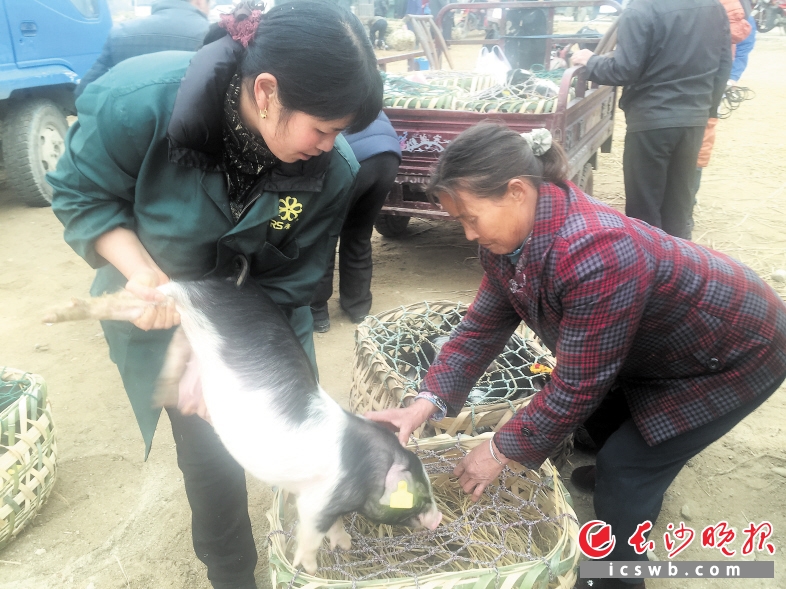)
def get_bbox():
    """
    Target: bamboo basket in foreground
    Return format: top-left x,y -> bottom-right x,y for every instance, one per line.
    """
267,434 -> 579,589
350,301 -> 571,466
0,367 -> 58,550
